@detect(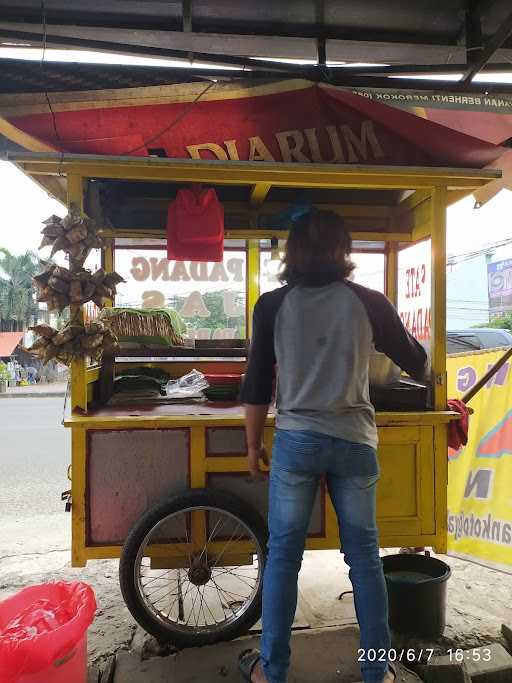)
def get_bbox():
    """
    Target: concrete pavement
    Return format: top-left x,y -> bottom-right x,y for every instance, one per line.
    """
113,626 -> 363,683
